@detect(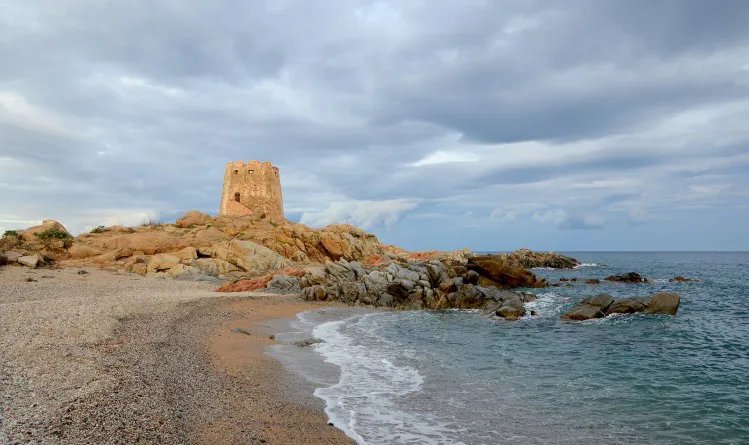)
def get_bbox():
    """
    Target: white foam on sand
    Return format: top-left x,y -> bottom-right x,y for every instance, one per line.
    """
312,313 -> 464,445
